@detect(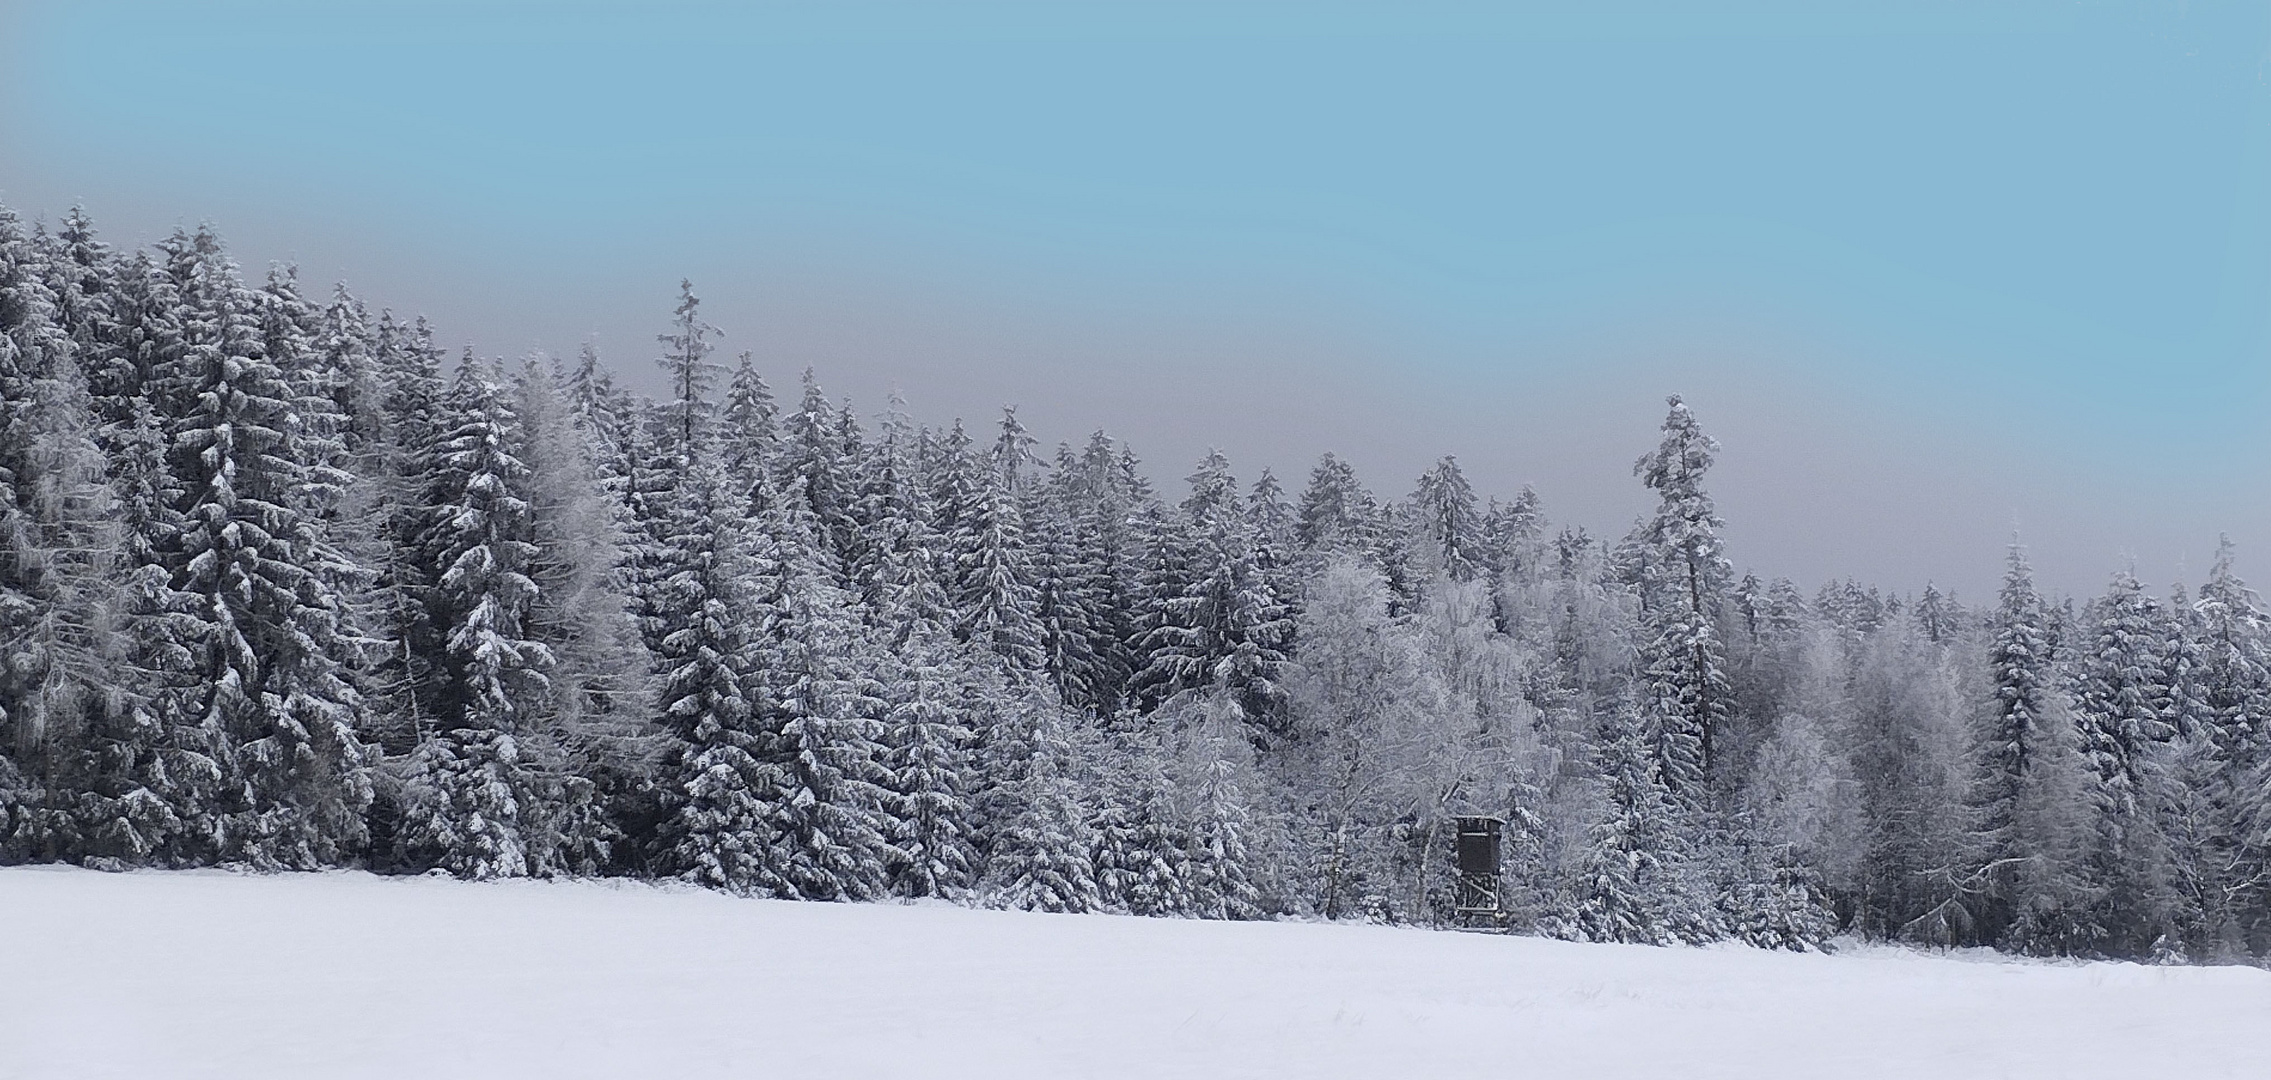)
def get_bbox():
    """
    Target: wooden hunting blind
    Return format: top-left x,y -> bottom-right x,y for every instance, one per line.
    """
1453,816 -> 1504,916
